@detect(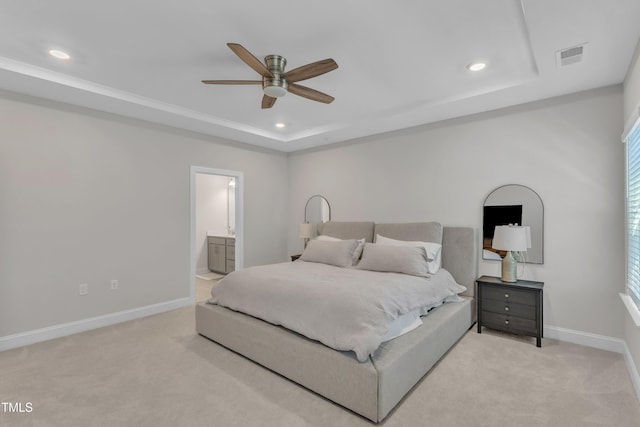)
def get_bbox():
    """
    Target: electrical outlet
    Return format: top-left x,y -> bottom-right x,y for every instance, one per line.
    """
110,279 -> 118,290
79,283 -> 88,296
